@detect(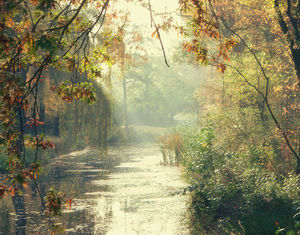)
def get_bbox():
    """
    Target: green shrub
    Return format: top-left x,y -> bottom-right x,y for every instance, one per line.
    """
178,127 -> 300,234
276,205 -> 300,235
